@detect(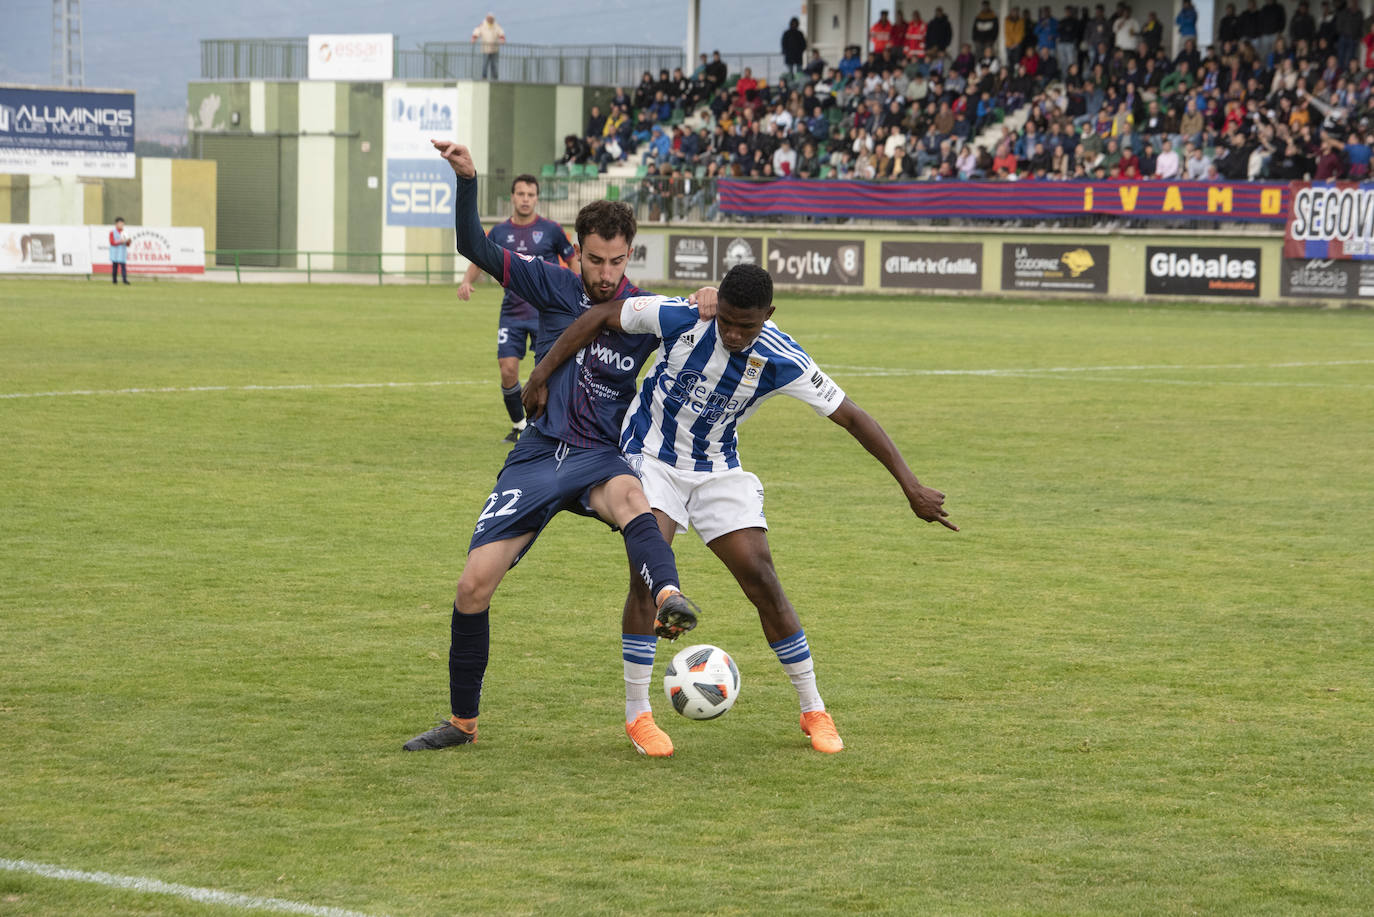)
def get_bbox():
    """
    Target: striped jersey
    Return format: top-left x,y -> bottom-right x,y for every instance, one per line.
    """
618,296 -> 846,471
